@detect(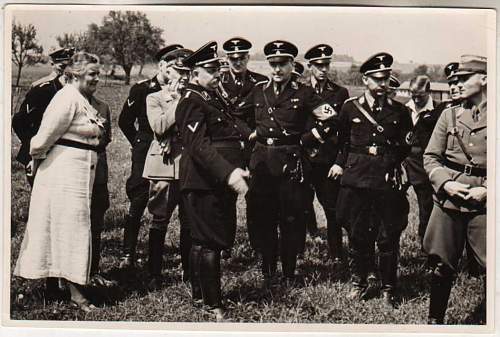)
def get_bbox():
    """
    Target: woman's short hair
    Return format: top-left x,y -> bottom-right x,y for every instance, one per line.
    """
64,51 -> 100,79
